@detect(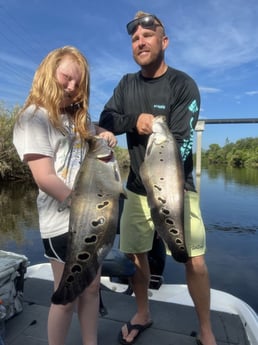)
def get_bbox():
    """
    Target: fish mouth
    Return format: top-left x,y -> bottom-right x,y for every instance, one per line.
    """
97,151 -> 114,163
